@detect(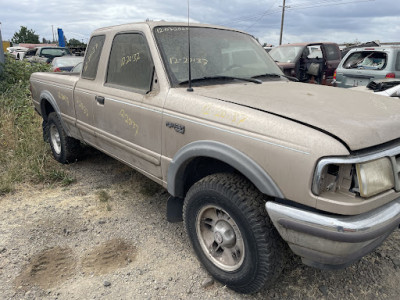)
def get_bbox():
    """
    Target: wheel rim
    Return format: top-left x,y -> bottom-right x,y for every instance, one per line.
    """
196,205 -> 245,271
49,123 -> 61,155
